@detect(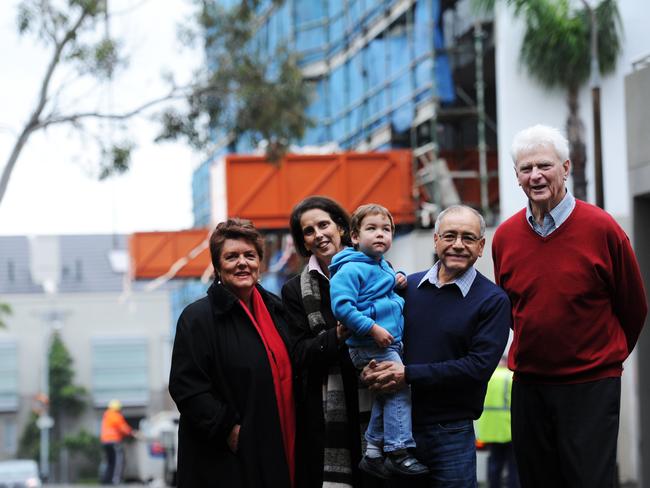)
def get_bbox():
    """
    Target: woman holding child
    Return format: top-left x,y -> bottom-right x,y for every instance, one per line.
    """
281,196 -> 370,488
